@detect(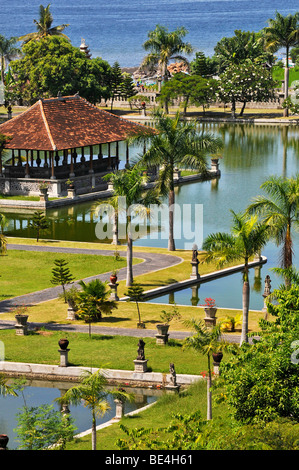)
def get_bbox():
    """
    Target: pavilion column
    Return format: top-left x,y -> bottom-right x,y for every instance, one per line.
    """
12,149 -> 15,167
126,142 -> 130,168
50,151 -> 56,179
107,142 -> 111,170
18,150 -> 22,166
25,150 -> 30,178
30,150 -> 34,167
116,141 -> 119,170
89,145 -> 94,173
44,151 -> 48,168
70,149 -> 75,177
